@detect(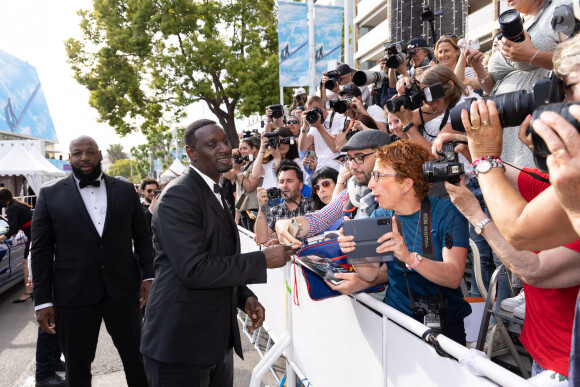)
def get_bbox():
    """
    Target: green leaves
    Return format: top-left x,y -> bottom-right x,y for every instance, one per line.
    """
66,0 -> 281,147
